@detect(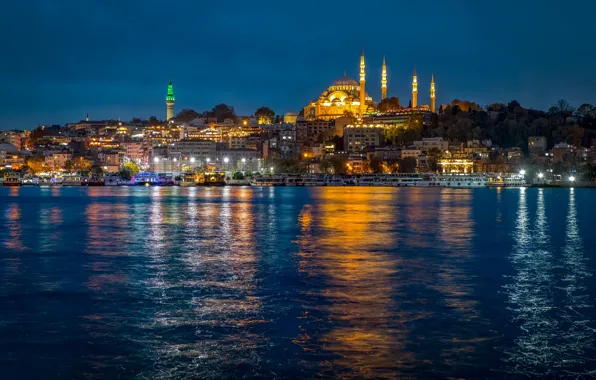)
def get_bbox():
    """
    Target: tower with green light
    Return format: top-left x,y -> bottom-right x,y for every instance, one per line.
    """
165,81 -> 175,120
